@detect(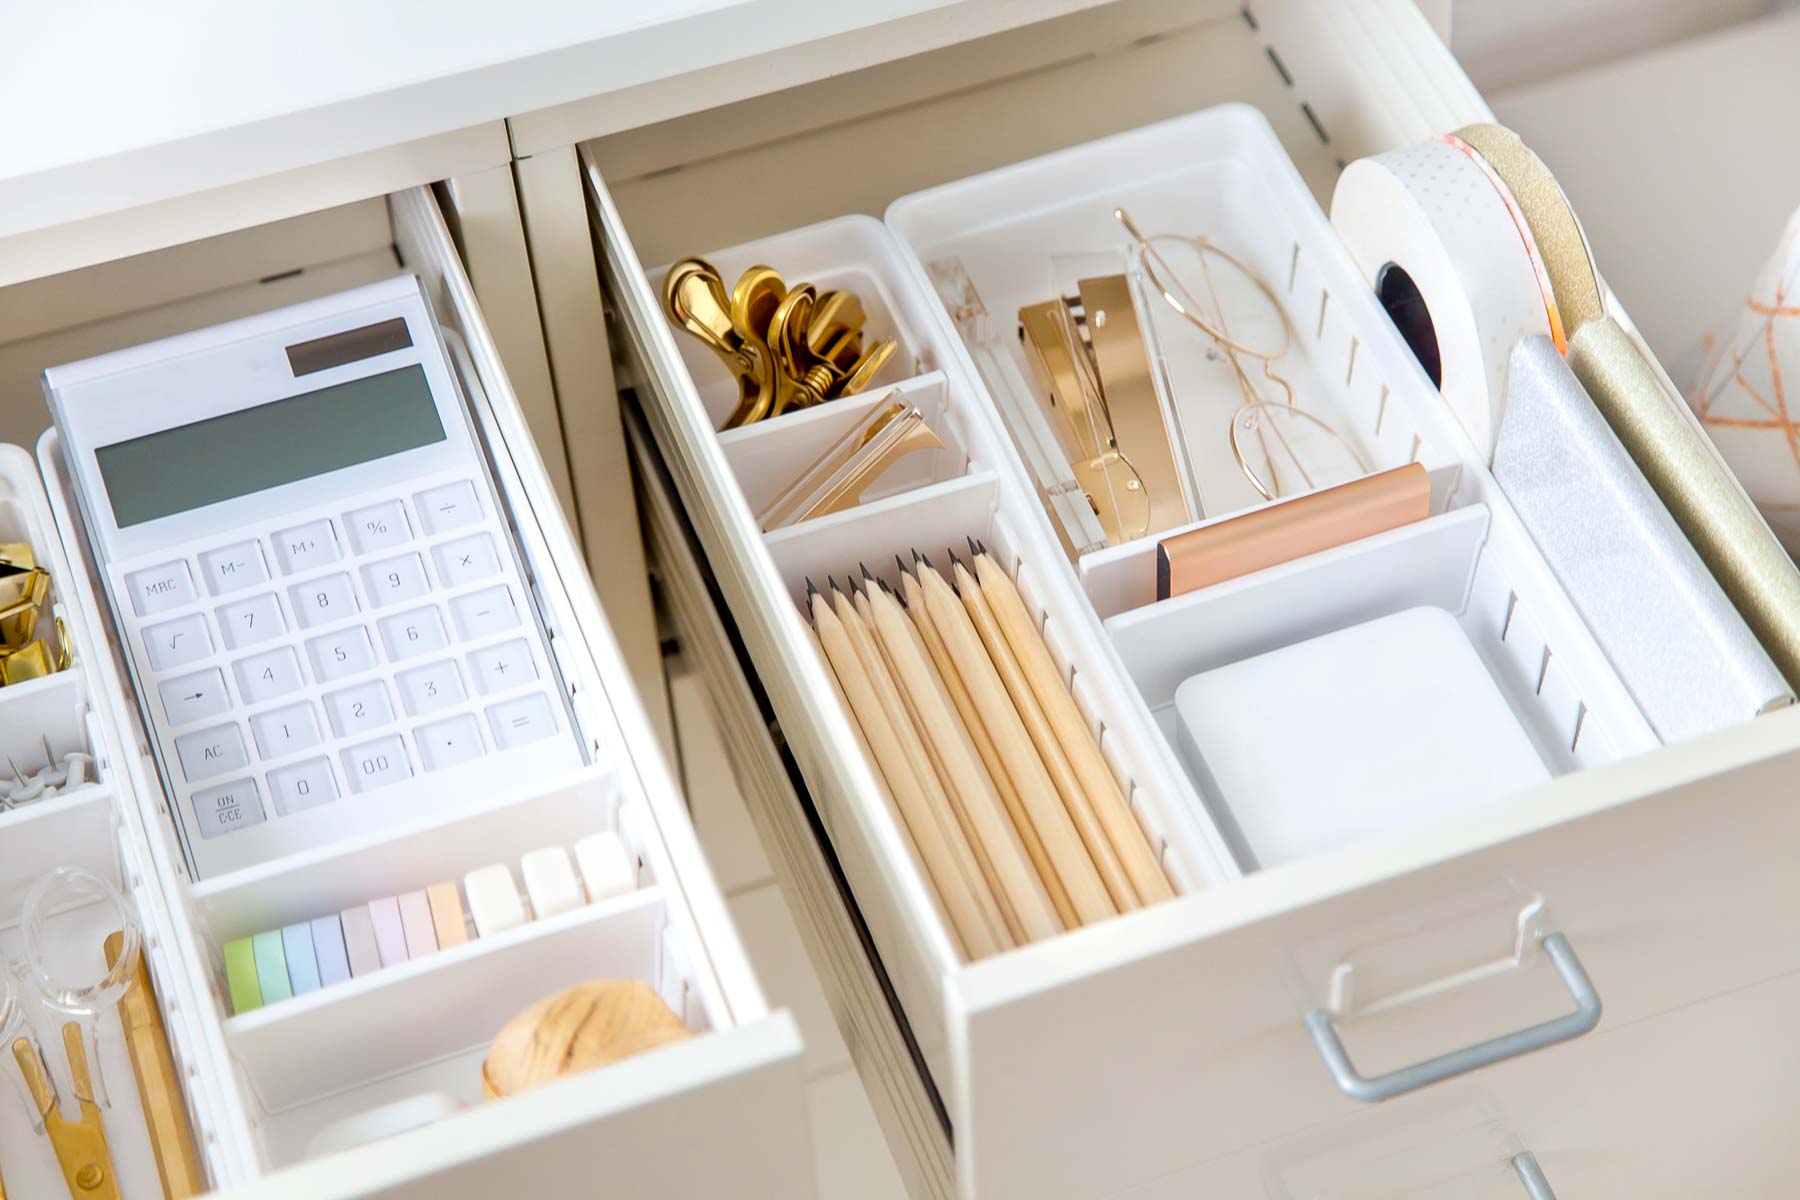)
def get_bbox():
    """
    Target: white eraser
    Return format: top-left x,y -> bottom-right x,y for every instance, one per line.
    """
574,831 -> 636,902
463,863 -> 526,937
520,846 -> 584,920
